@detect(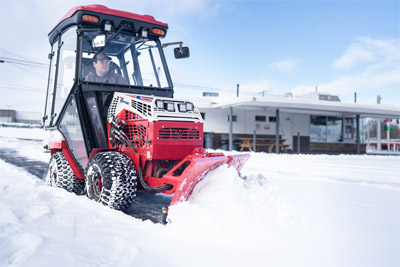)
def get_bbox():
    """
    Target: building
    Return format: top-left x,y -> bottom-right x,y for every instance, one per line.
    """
0,109 -> 41,125
0,109 -> 16,123
15,111 -> 42,125
191,92 -> 400,154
